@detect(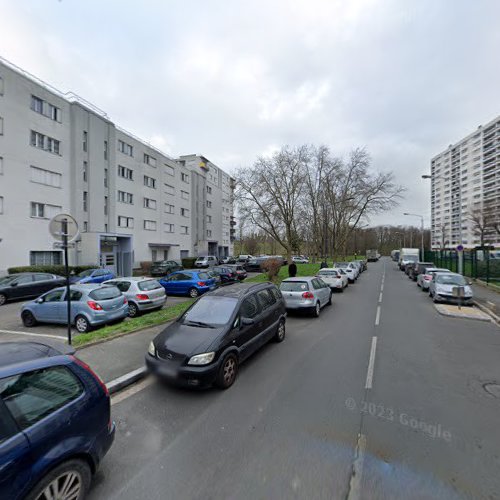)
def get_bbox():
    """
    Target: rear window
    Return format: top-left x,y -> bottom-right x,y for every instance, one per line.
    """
318,271 -> 337,277
138,280 -> 162,291
280,281 -> 309,292
89,286 -> 121,300
198,272 -> 210,280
